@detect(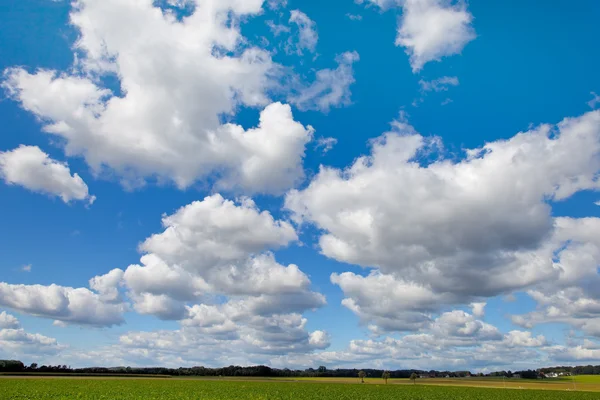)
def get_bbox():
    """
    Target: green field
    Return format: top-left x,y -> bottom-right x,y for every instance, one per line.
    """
568,375 -> 600,383
1,378 -> 599,400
